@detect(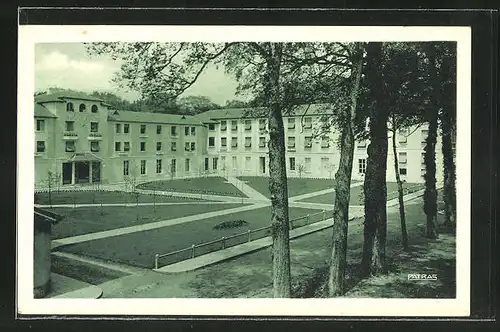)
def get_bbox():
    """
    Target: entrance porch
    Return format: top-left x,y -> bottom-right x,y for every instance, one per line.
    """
62,153 -> 102,185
